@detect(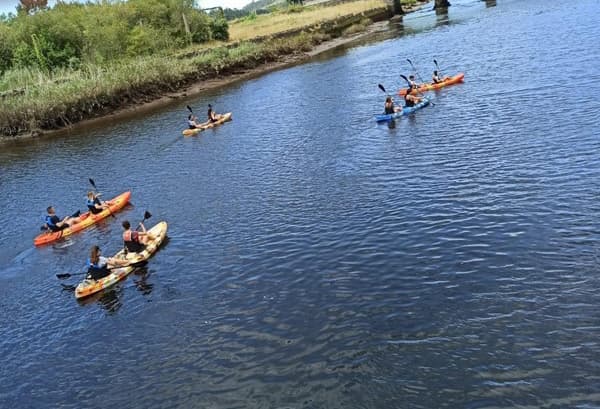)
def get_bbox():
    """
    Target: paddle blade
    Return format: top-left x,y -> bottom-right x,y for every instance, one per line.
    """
407,58 -> 413,65
88,178 -> 97,189
378,84 -> 387,93
56,273 -> 71,279
400,74 -> 410,85
186,105 -> 193,113
143,210 -> 152,220
433,59 -> 439,67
